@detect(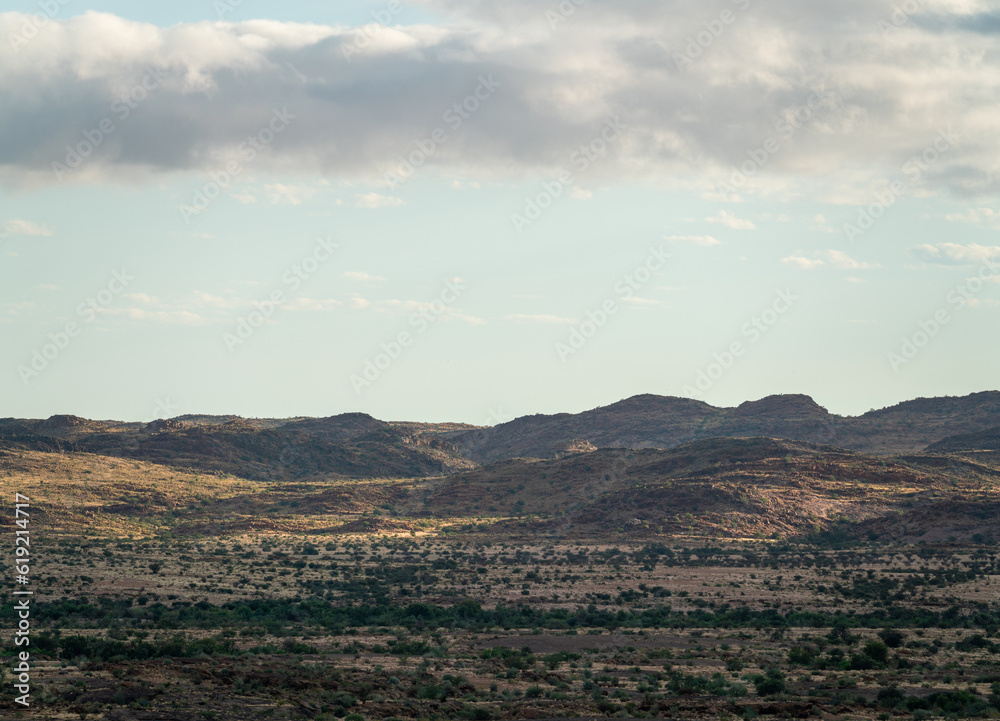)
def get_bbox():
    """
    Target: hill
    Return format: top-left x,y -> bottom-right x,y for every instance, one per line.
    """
925,424 -> 1000,453
0,412 -> 474,481
414,436 -> 1000,539
446,391 -> 1000,462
